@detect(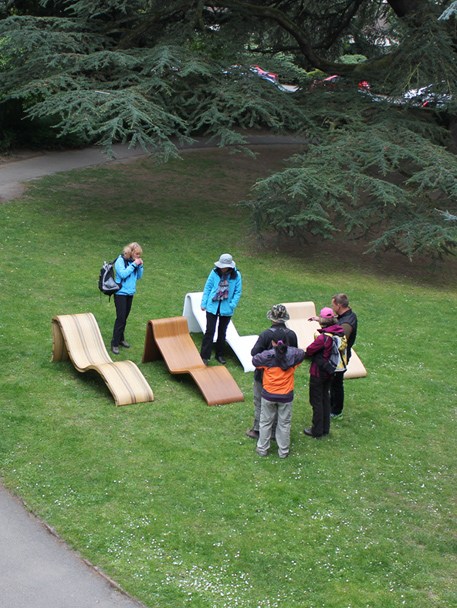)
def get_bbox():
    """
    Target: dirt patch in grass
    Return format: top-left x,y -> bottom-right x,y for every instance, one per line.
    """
4,142 -> 456,284
119,144 -> 304,196
84,145 -> 457,284
255,231 -> 457,288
